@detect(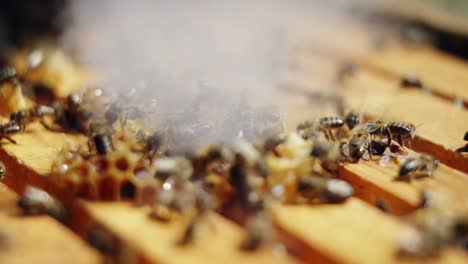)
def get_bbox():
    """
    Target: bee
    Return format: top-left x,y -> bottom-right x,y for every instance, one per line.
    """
296,121 -> 321,140
42,92 -> 92,133
229,154 -> 263,211
178,189 -> 217,245
347,130 -> 372,161
297,174 -> 353,203
400,76 -> 423,89
0,161 -> 6,180
387,122 -> 416,147
453,216 -> 468,250
261,132 -> 287,153
0,122 -> 21,144
319,116 -> 344,141
362,120 -> 392,147
344,110 -> 361,130
241,211 -> 274,251
455,131 -> 468,153
17,186 -> 67,223
9,105 -> 56,131
310,139 -> 342,171
397,225 -> 446,258
88,121 -> 113,155
136,130 -> 165,160
396,154 -> 439,181
86,225 -> 118,256
0,66 -> 17,84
